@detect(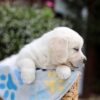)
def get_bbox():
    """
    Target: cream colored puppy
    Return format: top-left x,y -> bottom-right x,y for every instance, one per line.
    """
15,27 -> 86,84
